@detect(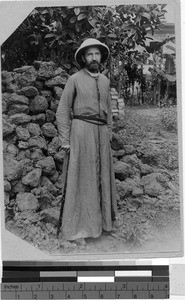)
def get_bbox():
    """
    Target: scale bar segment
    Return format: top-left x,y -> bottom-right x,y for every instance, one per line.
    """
78,276 -> 114,282
78,271 -> 114,276
115,271 -> 152,277
40,271 -> 76,277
